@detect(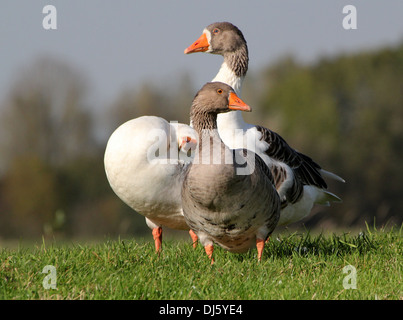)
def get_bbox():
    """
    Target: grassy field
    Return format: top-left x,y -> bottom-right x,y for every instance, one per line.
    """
1,226 -> 401,300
